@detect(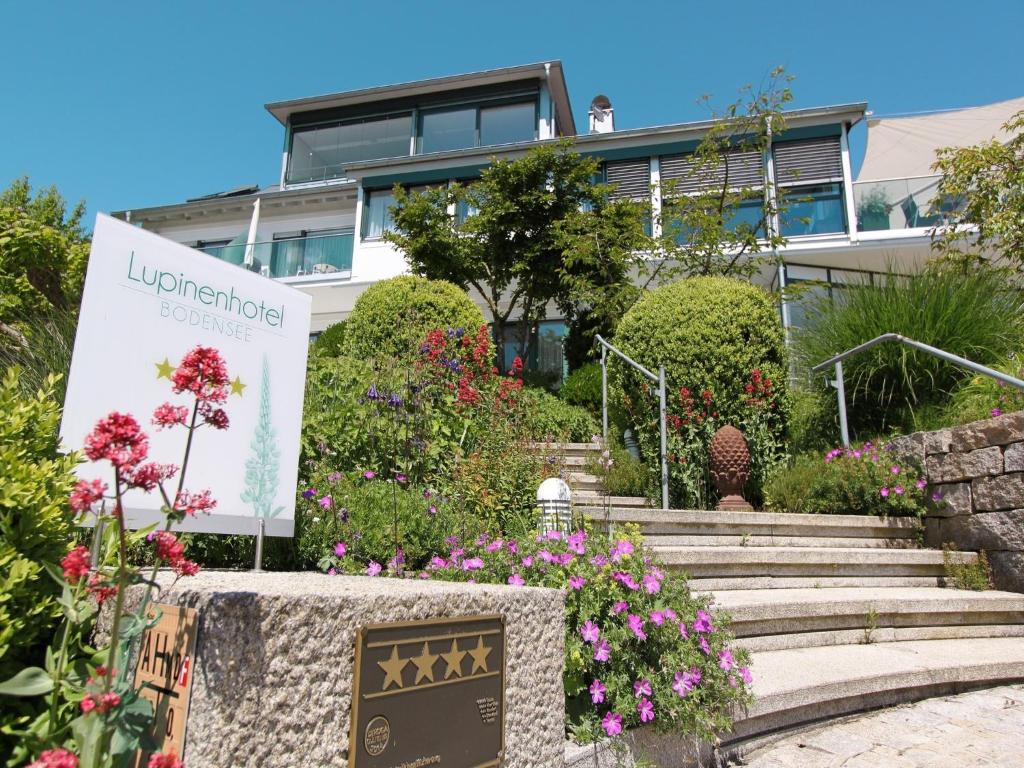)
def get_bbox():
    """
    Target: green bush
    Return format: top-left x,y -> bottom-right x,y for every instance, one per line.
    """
519,387 -> 600,442
592,444 -> 650,498
611,277 -> 789,508
560,362 -> 603,412
788,386 -> 839,454
763,453 -> 821,514
0,309 -> 77,403
0,370 -> 78,741
310,320 -> 347,357
944,353 -> 1024,426
793,266 -> 1024,438
343,276 -> 484,360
